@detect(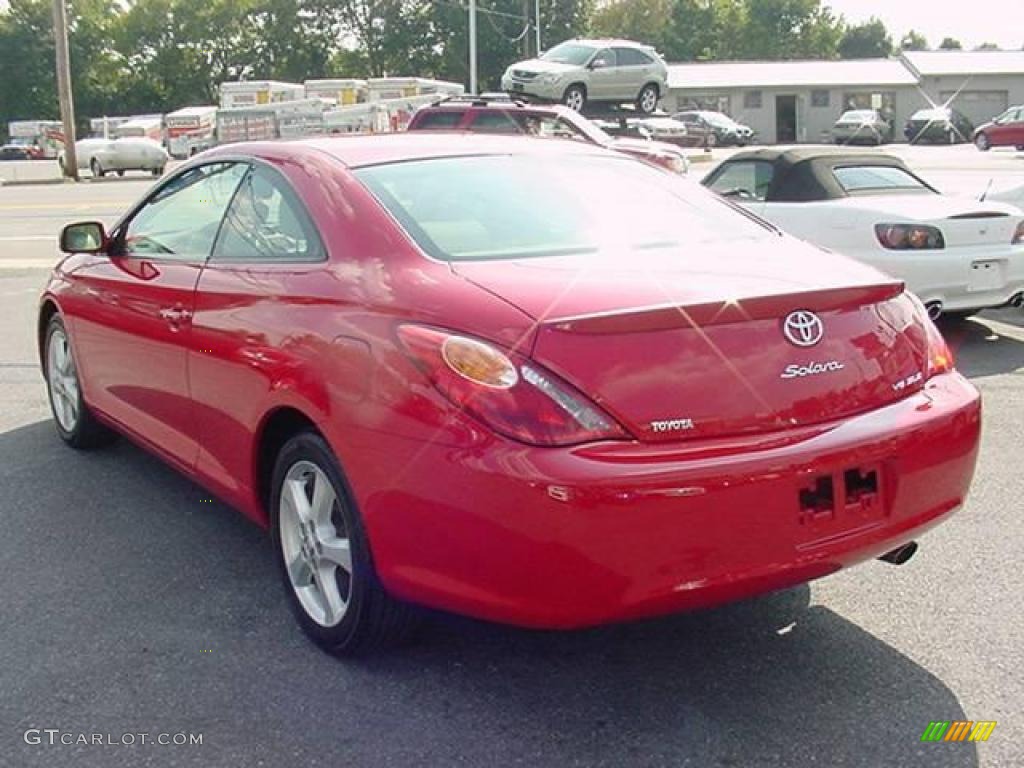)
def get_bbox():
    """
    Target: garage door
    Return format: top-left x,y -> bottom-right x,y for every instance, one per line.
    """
940,90 -> 1009,128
